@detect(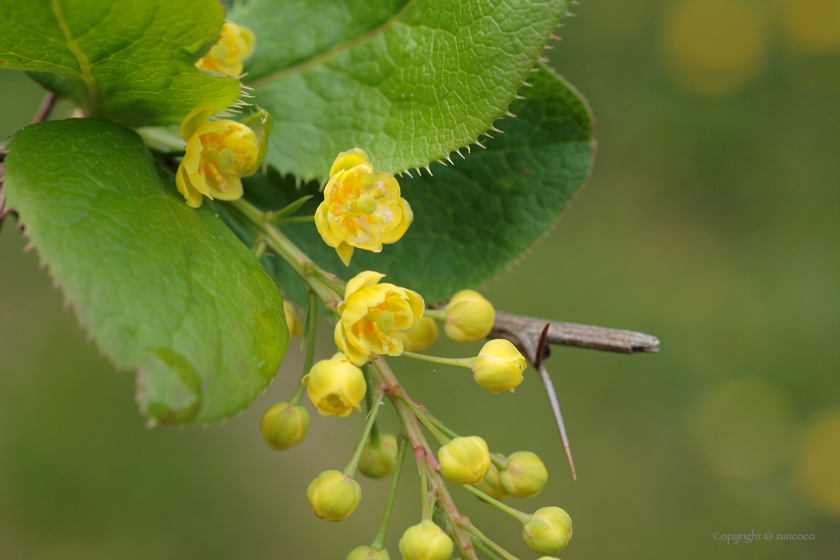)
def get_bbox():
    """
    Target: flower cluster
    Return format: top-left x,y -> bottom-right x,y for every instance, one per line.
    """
251,144 -> 572,559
